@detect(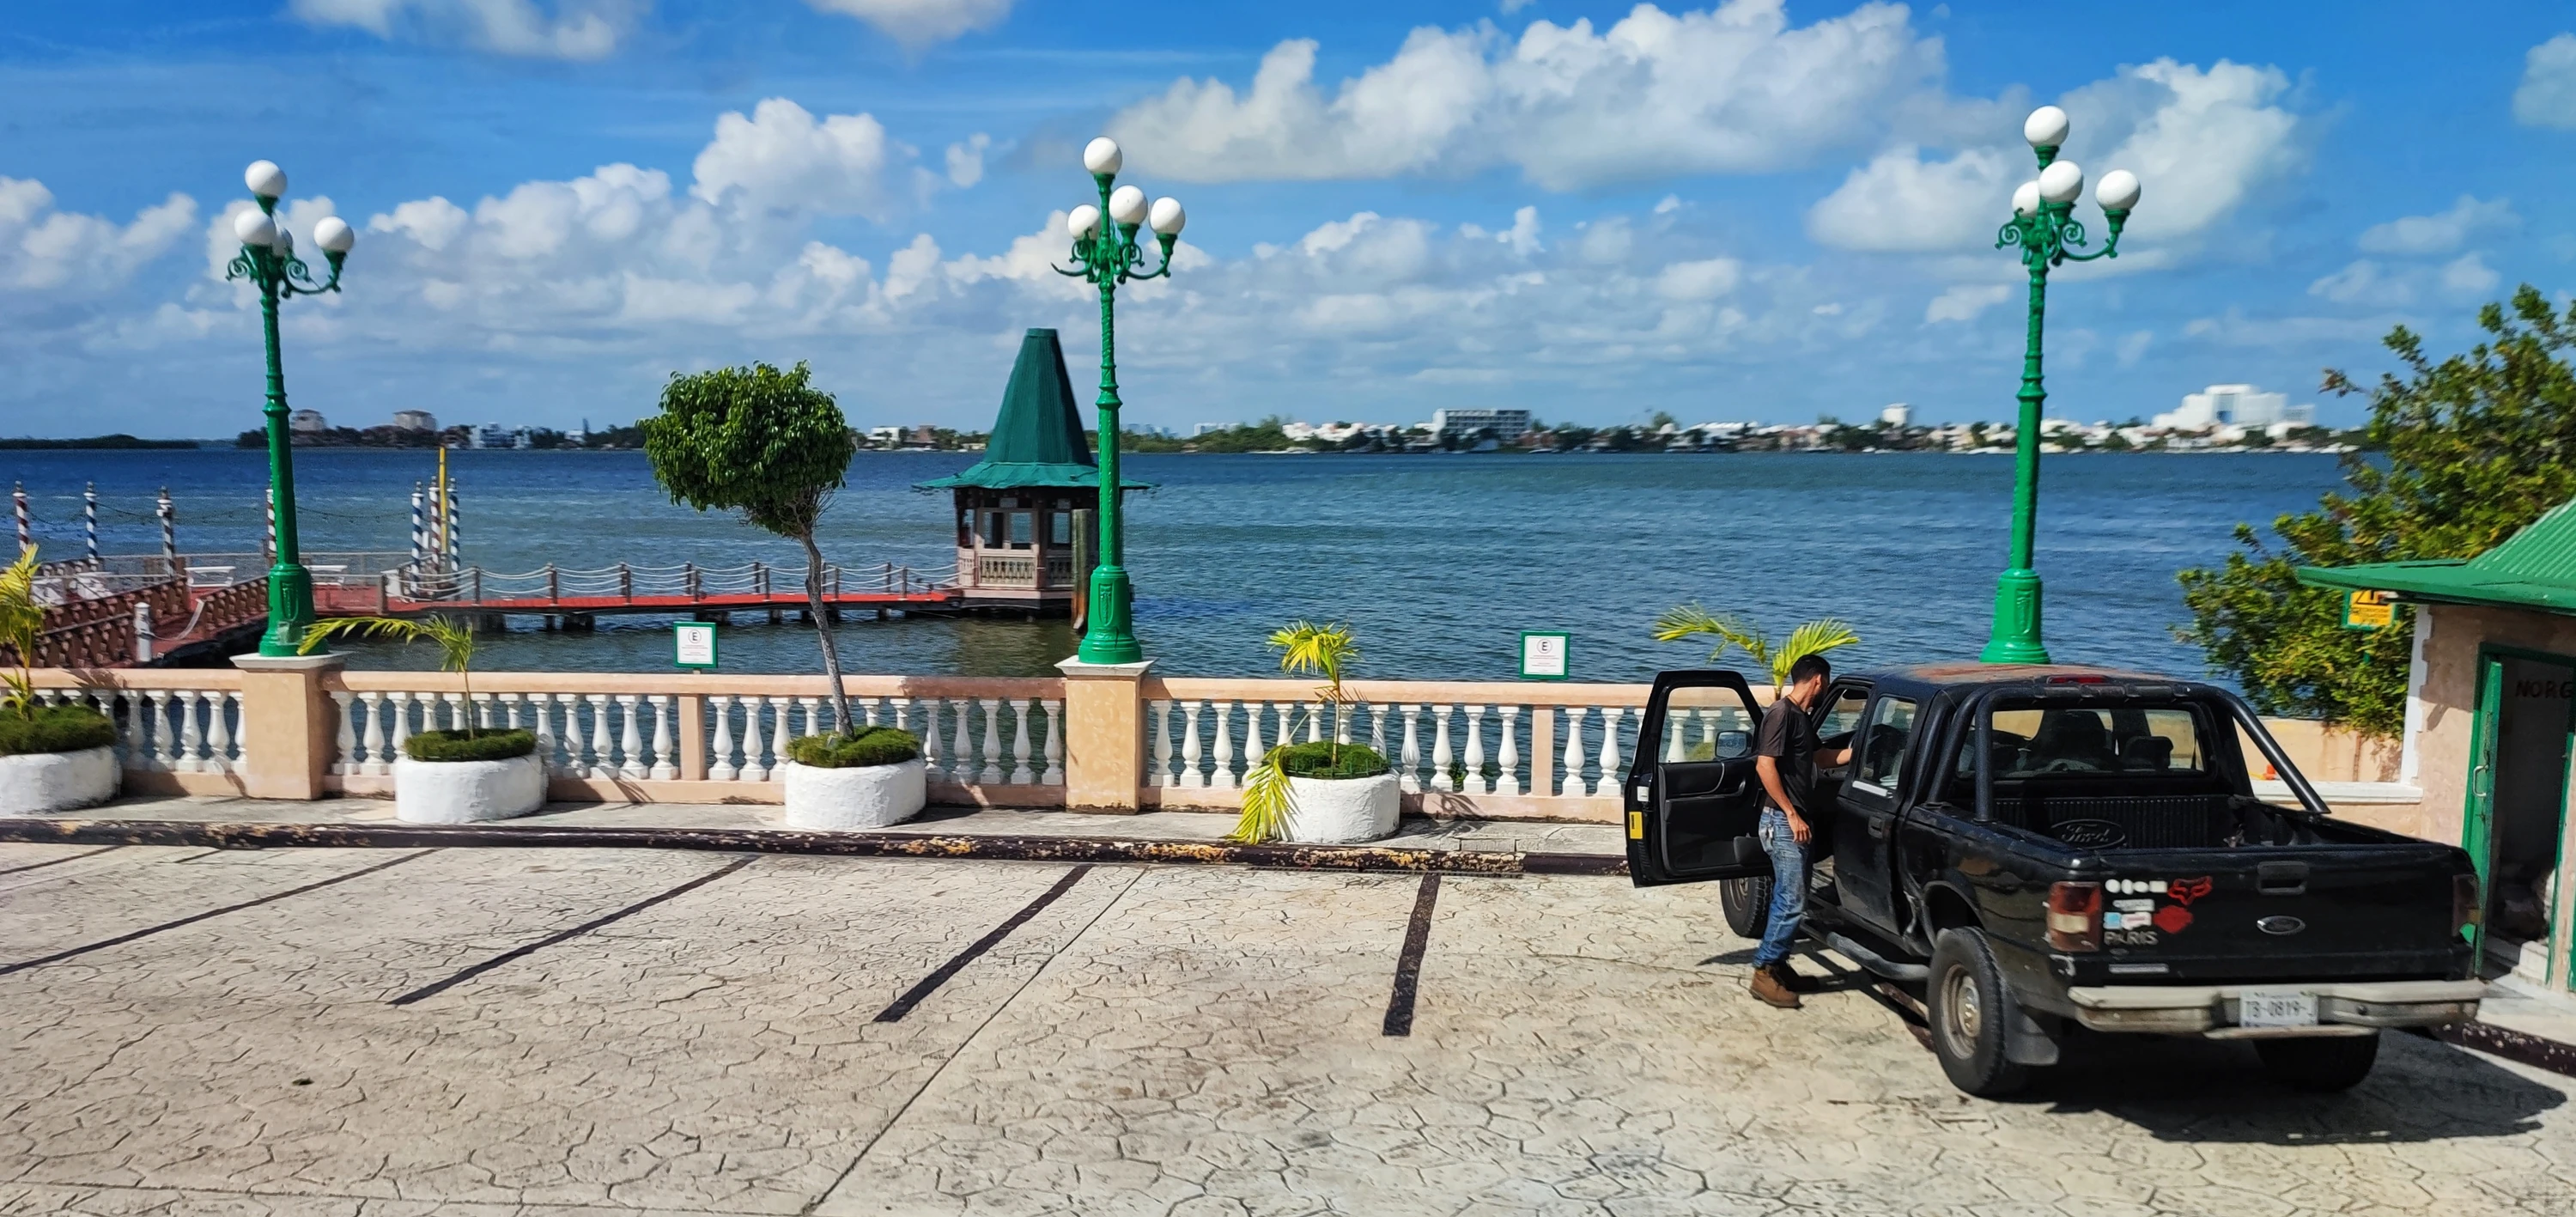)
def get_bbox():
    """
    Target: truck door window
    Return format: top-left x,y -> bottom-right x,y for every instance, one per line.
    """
1662,688 -> 1754,761
1816,686 -> 1868,739
1851,697 -> 1917,794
